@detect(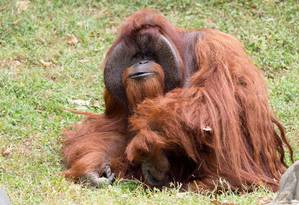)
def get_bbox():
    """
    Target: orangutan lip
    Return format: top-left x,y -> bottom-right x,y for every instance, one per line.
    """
129,72 -> 156,79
